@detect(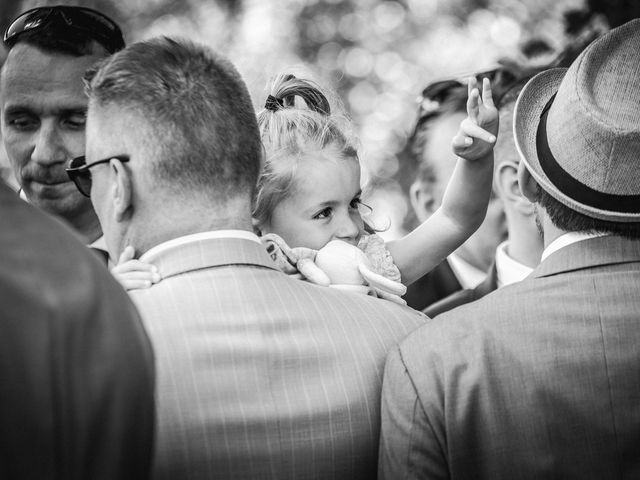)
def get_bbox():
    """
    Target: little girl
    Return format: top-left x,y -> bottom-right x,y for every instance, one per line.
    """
113,74 -> 498,298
